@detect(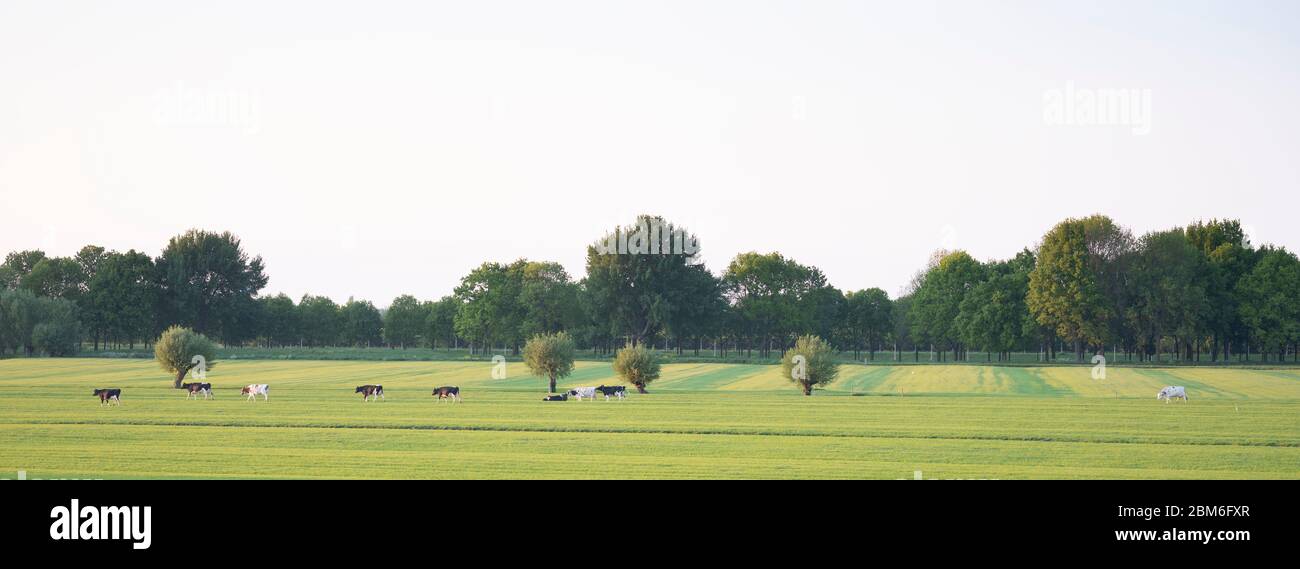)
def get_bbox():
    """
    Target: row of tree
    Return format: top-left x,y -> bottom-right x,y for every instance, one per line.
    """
2,215 -> 1298,363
